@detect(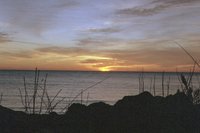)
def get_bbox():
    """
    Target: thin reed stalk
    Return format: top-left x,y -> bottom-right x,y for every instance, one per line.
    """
195,73 -> 200,88
162,71 -> 165,97
176,70 -> 184,91
153,73 -> 156,96
50,97 -> 66,112
62,76 -> 110,112
45,89 -> 51,110
46,89 -> 62,113
33,68 -> 40,114
19,88 -> 24,107
187,63 -> 196,87
149,78 -> 152,94
81,89 -> 83,105
138,71 -> 144,93
39,74 -> 48,114
176,43 -> 200,104
167,76 -> 171,96
19,68 -> 65,114
86,92 -> 89,105
175,42 -> 200,68
23,76 -> 29,112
